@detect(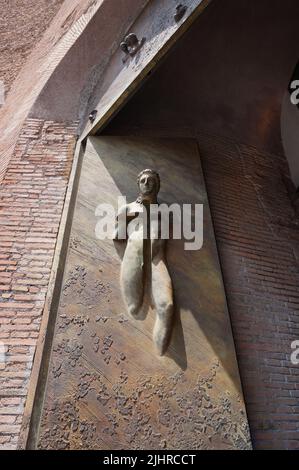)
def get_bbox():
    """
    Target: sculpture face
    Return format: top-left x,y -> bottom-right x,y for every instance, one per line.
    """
137,170 -> 160,199
139,174 -> 156,195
